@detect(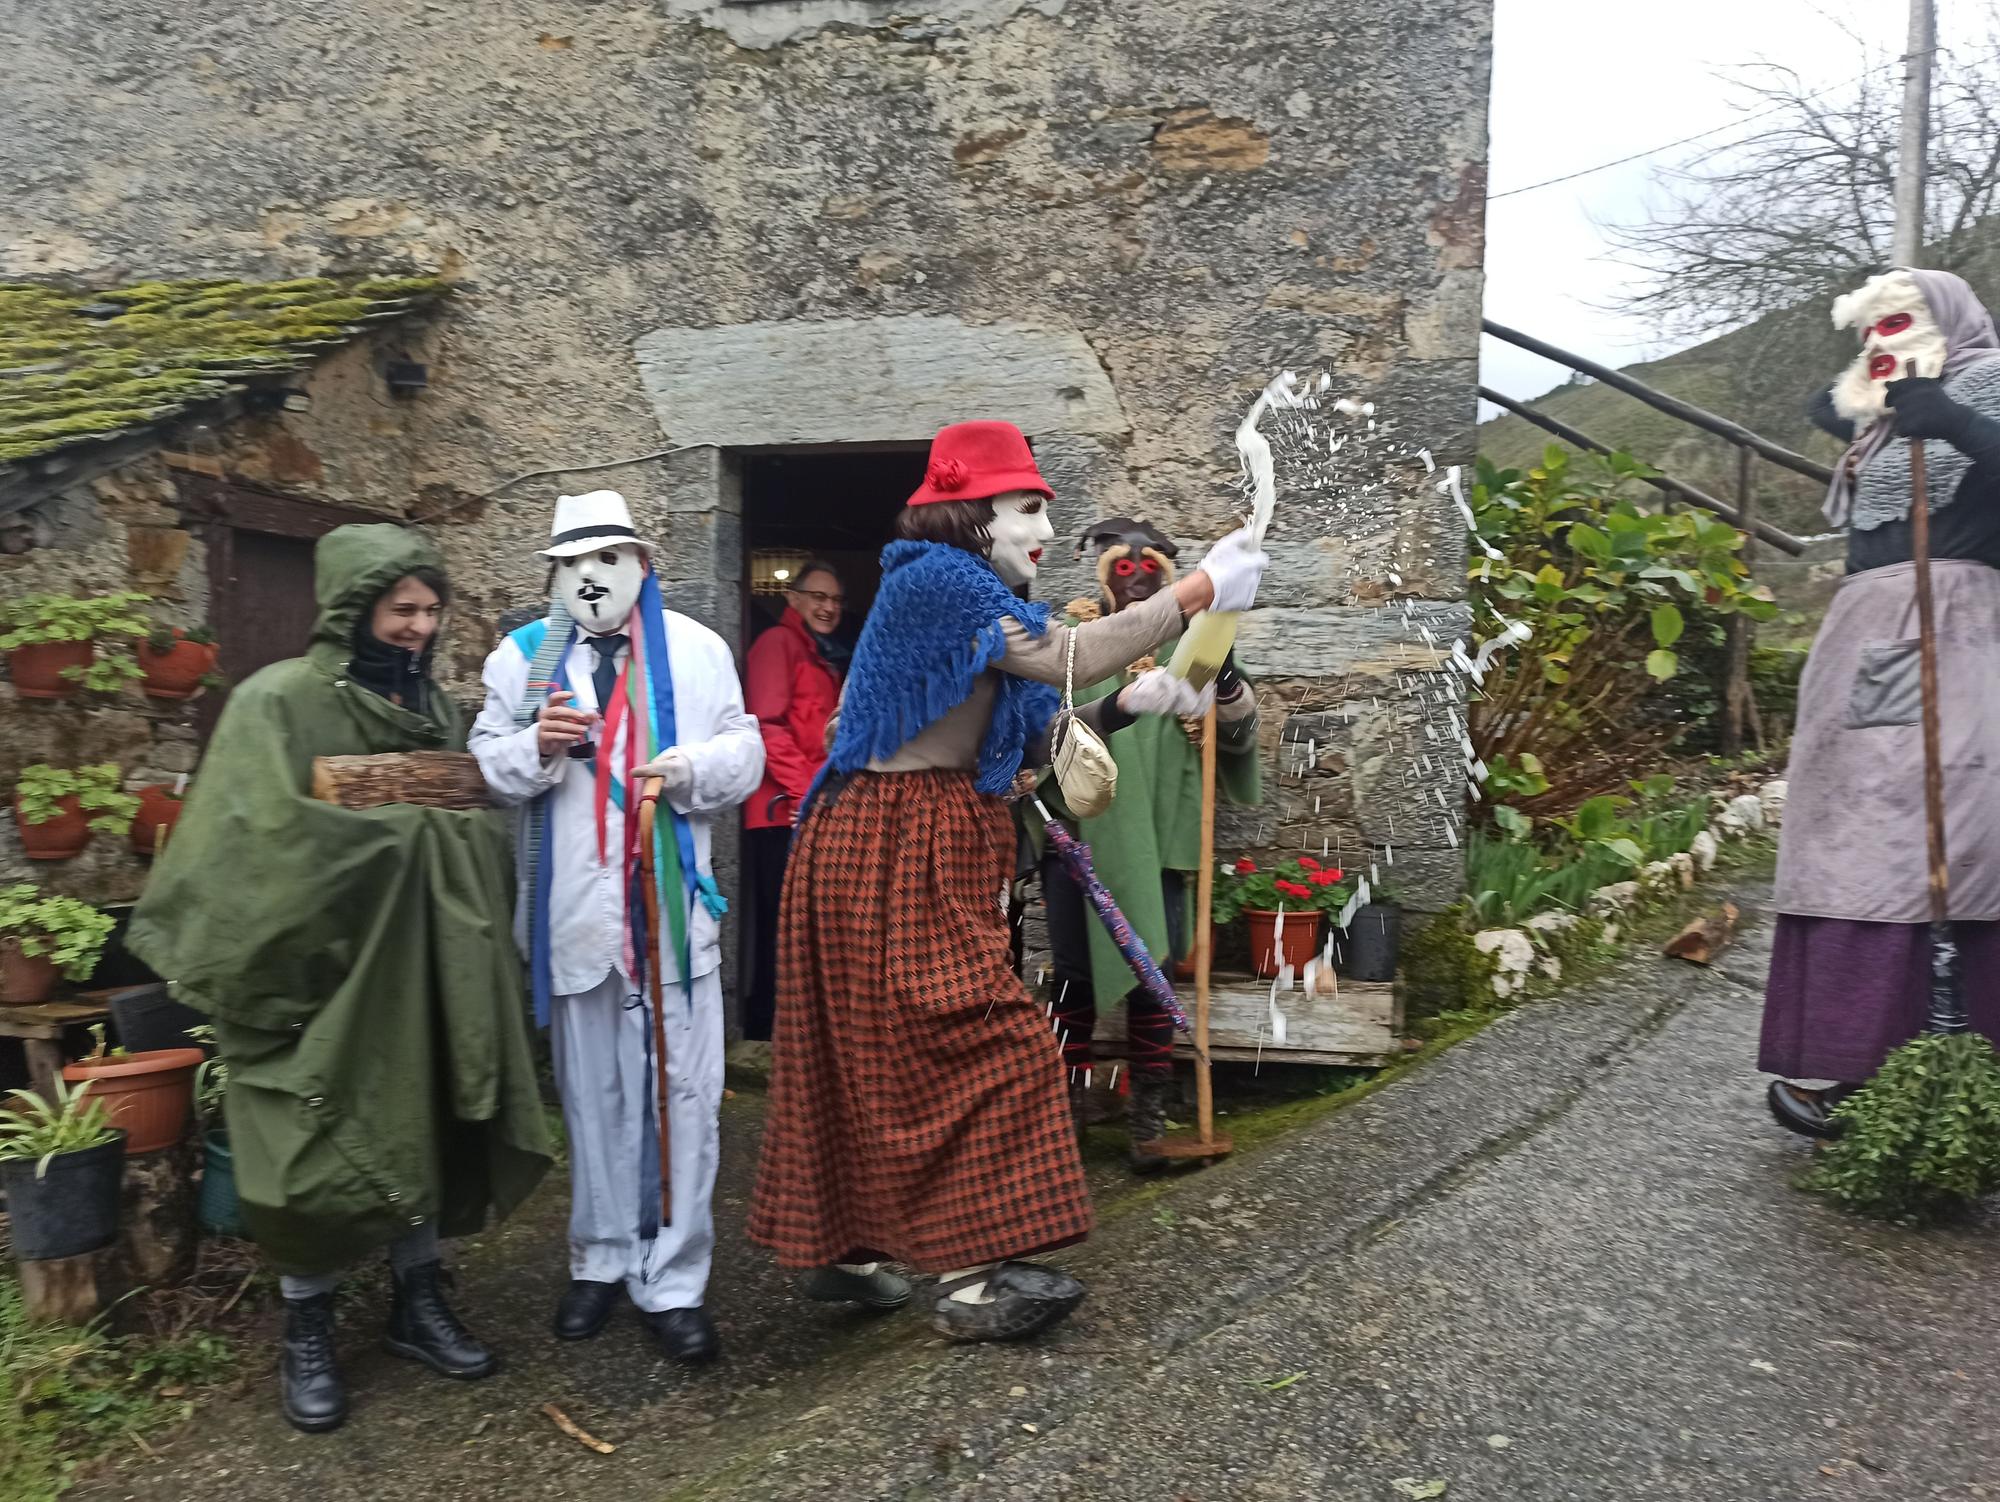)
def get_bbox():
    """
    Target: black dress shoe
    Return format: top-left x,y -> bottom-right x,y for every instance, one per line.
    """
932,1261 -> 1087,1343
383,1260 -> 497,1380
554,1279 -> 622,1341
1767,1080 -> 1856,1140
643,1306 -> 720,1365
280,1293 -> 347,1434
